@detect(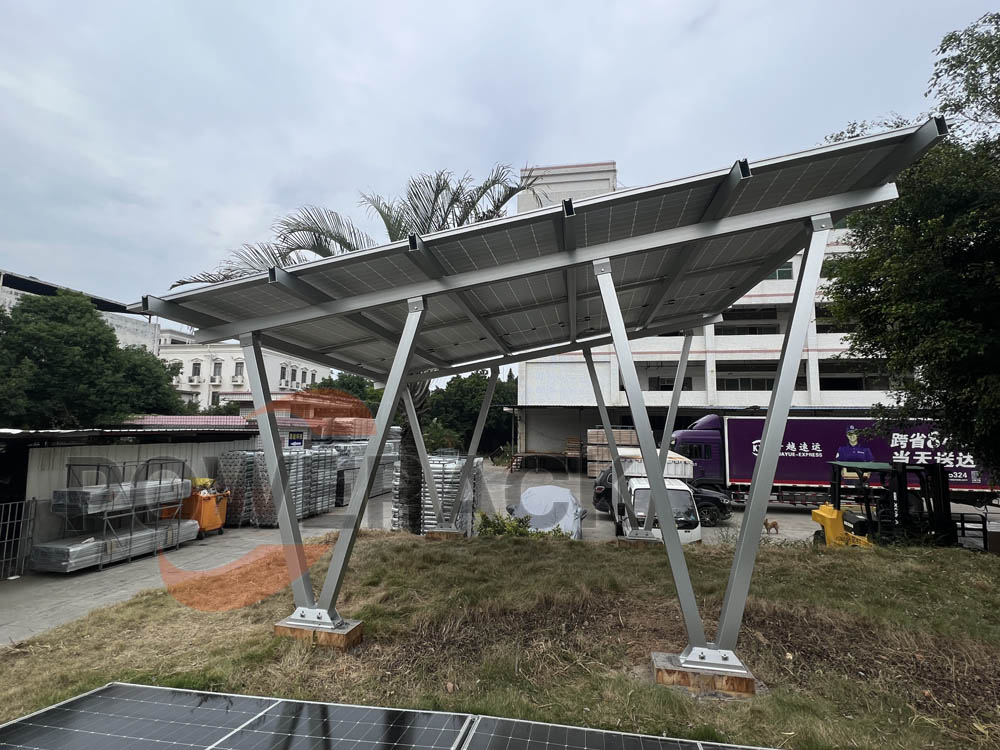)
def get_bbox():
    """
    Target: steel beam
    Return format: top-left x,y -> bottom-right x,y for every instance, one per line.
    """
583,348 -> 636,527
407,233 -> 512,355
401,385 -> 443,525
408,311 -> 724,382
240,332 -> 314,610
192,184 -> 898,344
450,367 -> 500,529
857,116 -> 948,187
715,215 -> 831,650
640,159 -> 752,328
594,257 -> 707,646
142,295 -> 386,381
269,267 -> 448,369
554,199 -> 579,342
316,297 -> 427,620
